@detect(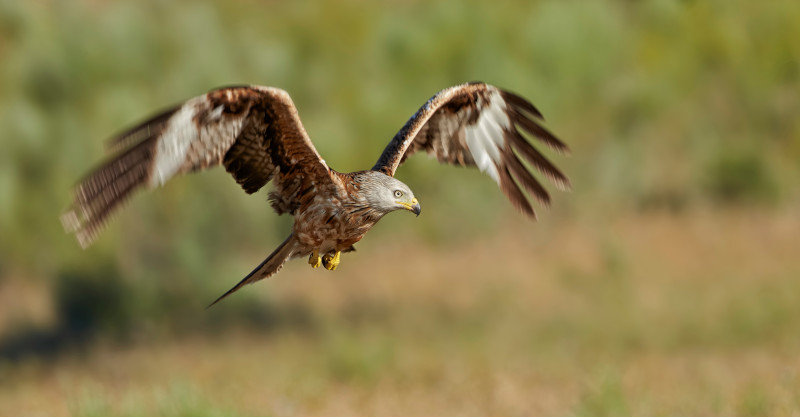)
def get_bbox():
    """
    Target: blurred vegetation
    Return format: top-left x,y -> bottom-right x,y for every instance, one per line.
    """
1,0 -> 798,344
1,0 -> 799,414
